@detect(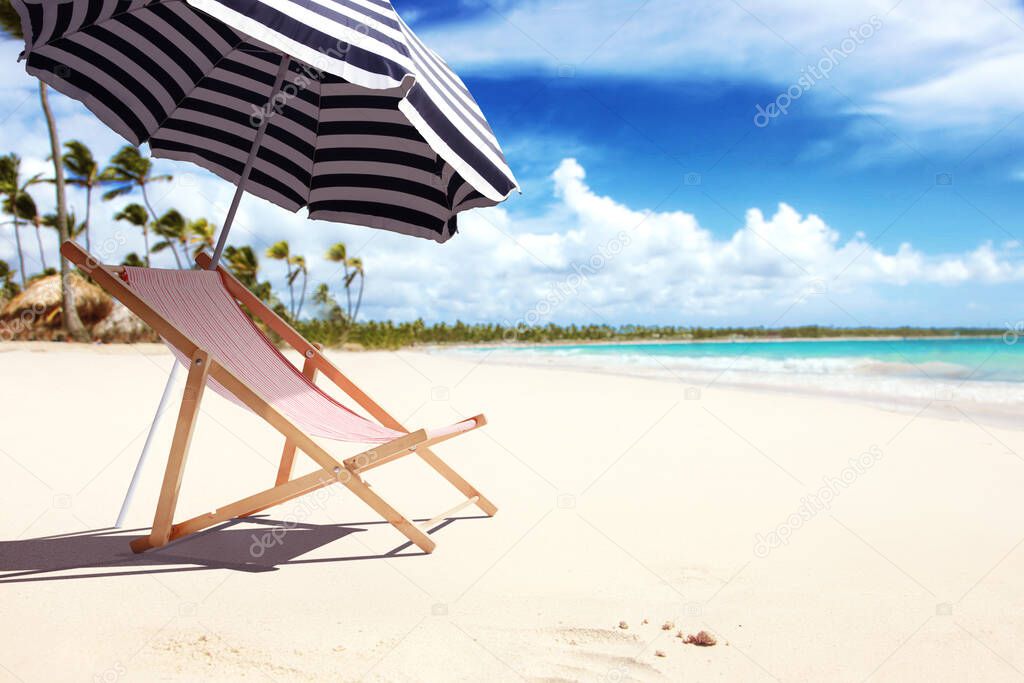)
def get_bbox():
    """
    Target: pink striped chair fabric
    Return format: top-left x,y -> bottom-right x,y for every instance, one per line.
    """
123,267 -> 474,444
